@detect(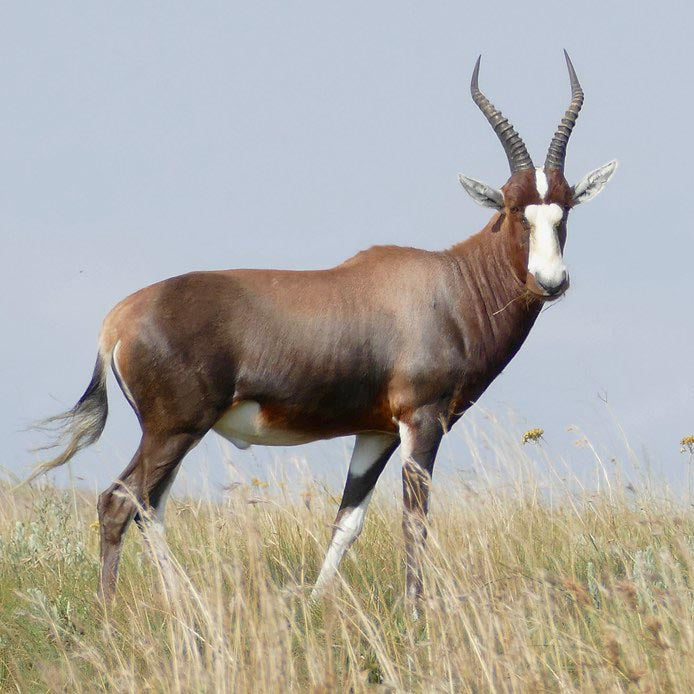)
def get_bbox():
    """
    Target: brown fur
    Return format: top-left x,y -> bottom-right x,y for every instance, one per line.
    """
35,163 -> 579,603
31,46 -> 610,604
